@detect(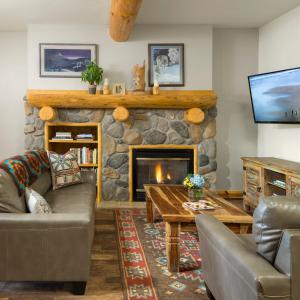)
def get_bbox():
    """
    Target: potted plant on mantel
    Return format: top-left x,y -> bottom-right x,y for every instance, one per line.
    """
81,61 -> 103,94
